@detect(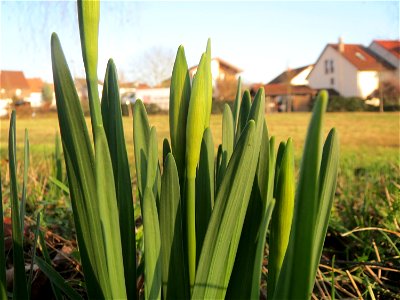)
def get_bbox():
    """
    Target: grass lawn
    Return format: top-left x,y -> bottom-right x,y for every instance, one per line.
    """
1,111 -> 399,165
